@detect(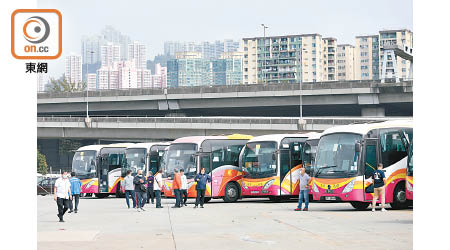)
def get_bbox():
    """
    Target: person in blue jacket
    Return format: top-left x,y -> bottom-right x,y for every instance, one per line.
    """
68,172 -> 82,213
194,167 -> 212,208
